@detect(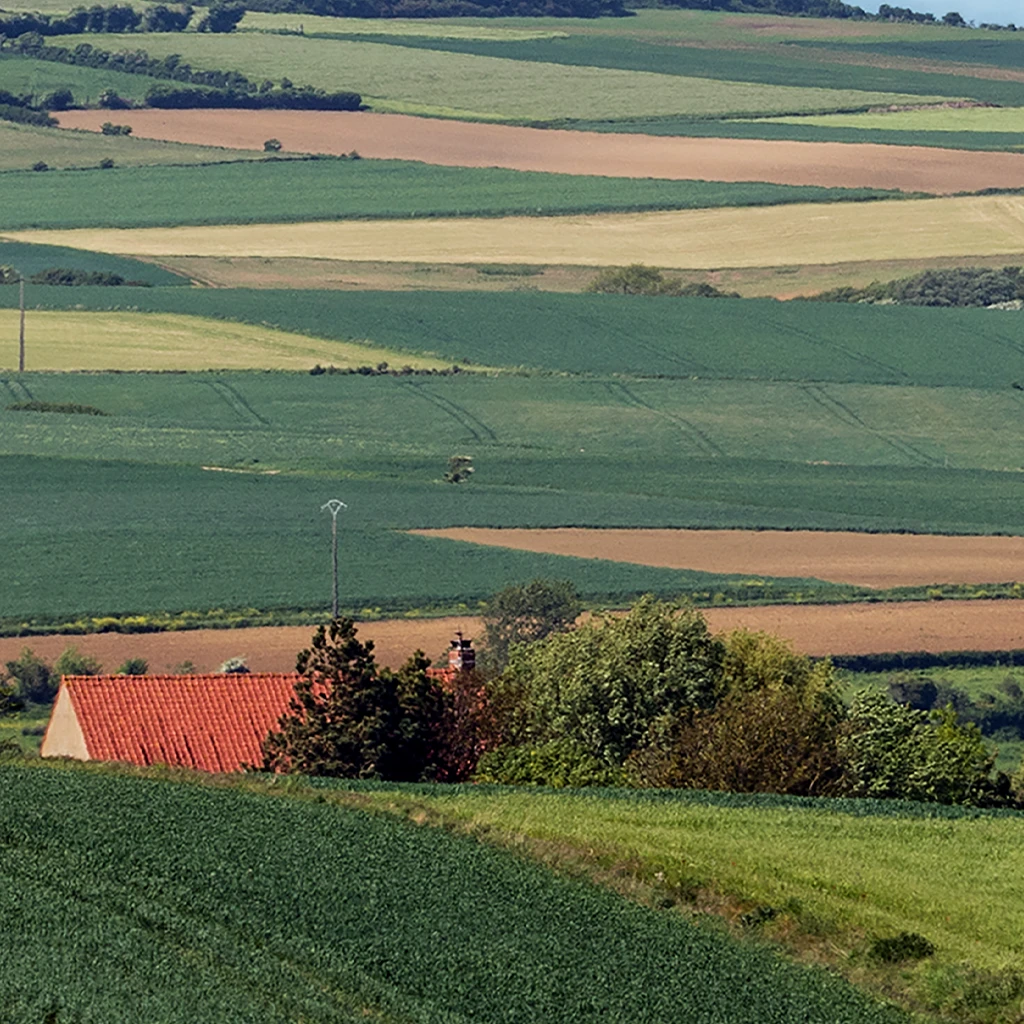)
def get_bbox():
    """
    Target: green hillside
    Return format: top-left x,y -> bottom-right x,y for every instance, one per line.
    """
0,764 -> 910,1024
0,240 -> 188,285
